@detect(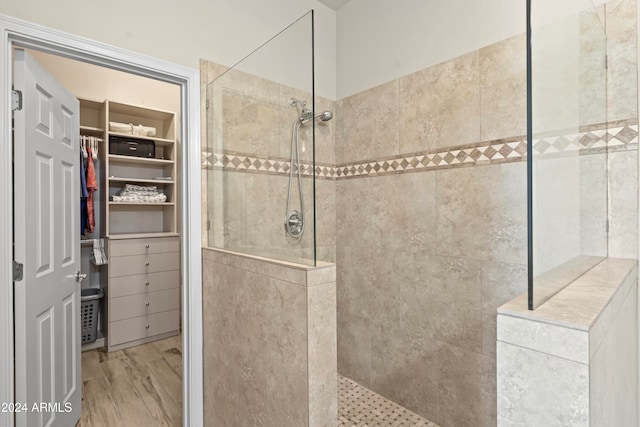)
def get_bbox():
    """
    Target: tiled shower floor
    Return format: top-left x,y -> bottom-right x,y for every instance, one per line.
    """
338,375 -> 439,427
